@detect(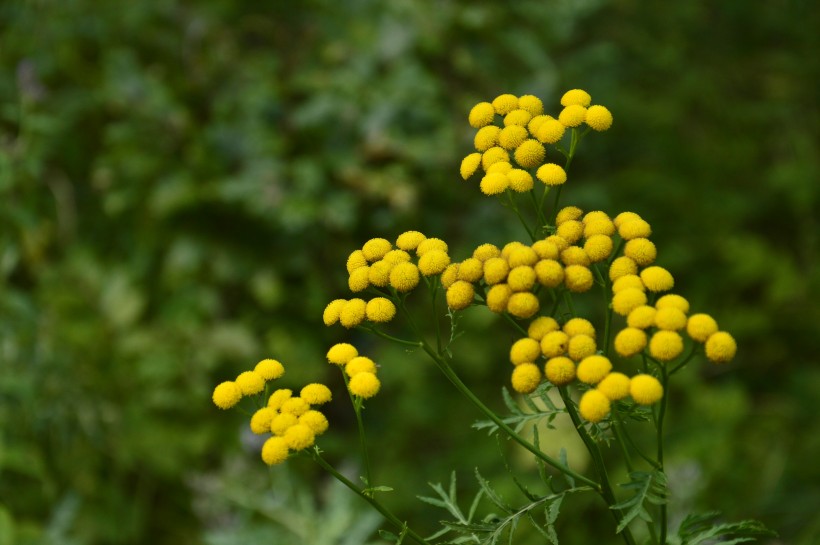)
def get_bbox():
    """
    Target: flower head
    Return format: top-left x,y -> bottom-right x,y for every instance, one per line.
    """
528,316 -> 559,341
510,337 -> 542,365
640,266 -> 675,293
577,355 -> 613,385
300,383 -> 332,405
511,363 -> 542,394
235,371 -> 265,395
474,125 -> 501,151
518,94 -> 544,115
284,424 -> 315,451
396,231 -> 426,251
362,238 -> 392,262
267,388 -> 293,410
339,298 -> 367,328
564,265 -> 594,292
261,437 -> 289,465
513,139 -> 546,168
560,89 -> 592,107
418,250 -> 451,276
213,381 -> 242,409
389,262 -> 420,292
507,292 -> 539,319
585,105 -> 613,131
686,313 -> 718,343
545,357 -> 576,386
468,101 -> 495,128
534,259 -> 564,287
299,410 -> 329,435
492,94 -> 519,115
536,163 -> 567,186
327,343 -> 358,365
460,153 -> 482,179
649,331 -> 684,361
345,356 -> 377,377
705,331 -> 736,363
567,334 -> 597,361
250,407 -> 275,434
323,299 -> 347,326
446,280 -> 475,310
597,372 -> 631,401
630,374 -> 664,405
579,390 -> 610,423
366,297 -> 397,323
486,284 -> 512,313
614,327 -> 648,357
558,105 -> 587,127
349,372 -> 381,398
